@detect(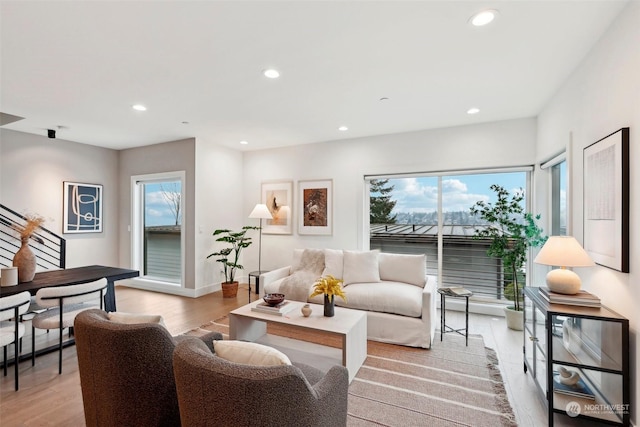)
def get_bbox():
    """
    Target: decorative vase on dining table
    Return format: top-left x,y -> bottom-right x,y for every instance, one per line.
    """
13,236 -> 37,283
324,294 -> 335,317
